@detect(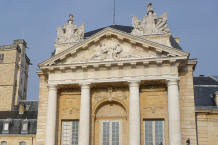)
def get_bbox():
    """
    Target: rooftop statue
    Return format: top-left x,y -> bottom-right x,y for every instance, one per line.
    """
56,14 -> 84,44
131,3 -> 170,36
